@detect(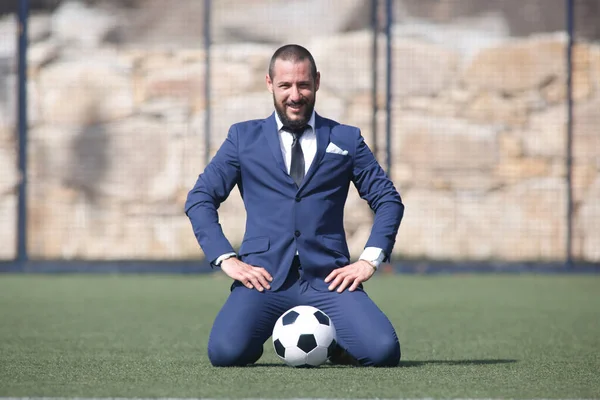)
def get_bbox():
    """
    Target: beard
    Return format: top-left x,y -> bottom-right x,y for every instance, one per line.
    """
273,94 -> 315,130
